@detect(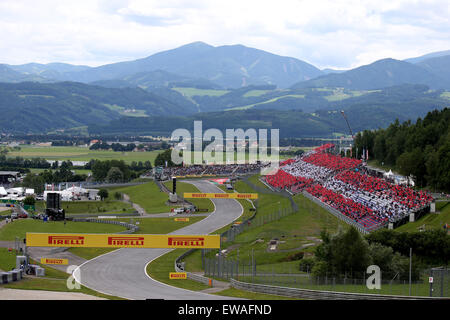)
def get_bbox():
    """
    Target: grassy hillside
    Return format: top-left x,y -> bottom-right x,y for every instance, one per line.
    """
163,181 -> 215,213
0,219 -> 126,240
0,81 -> 193,133
35,200 -> 134,215
395,201 -> 450,233
111,181 -> 173,214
